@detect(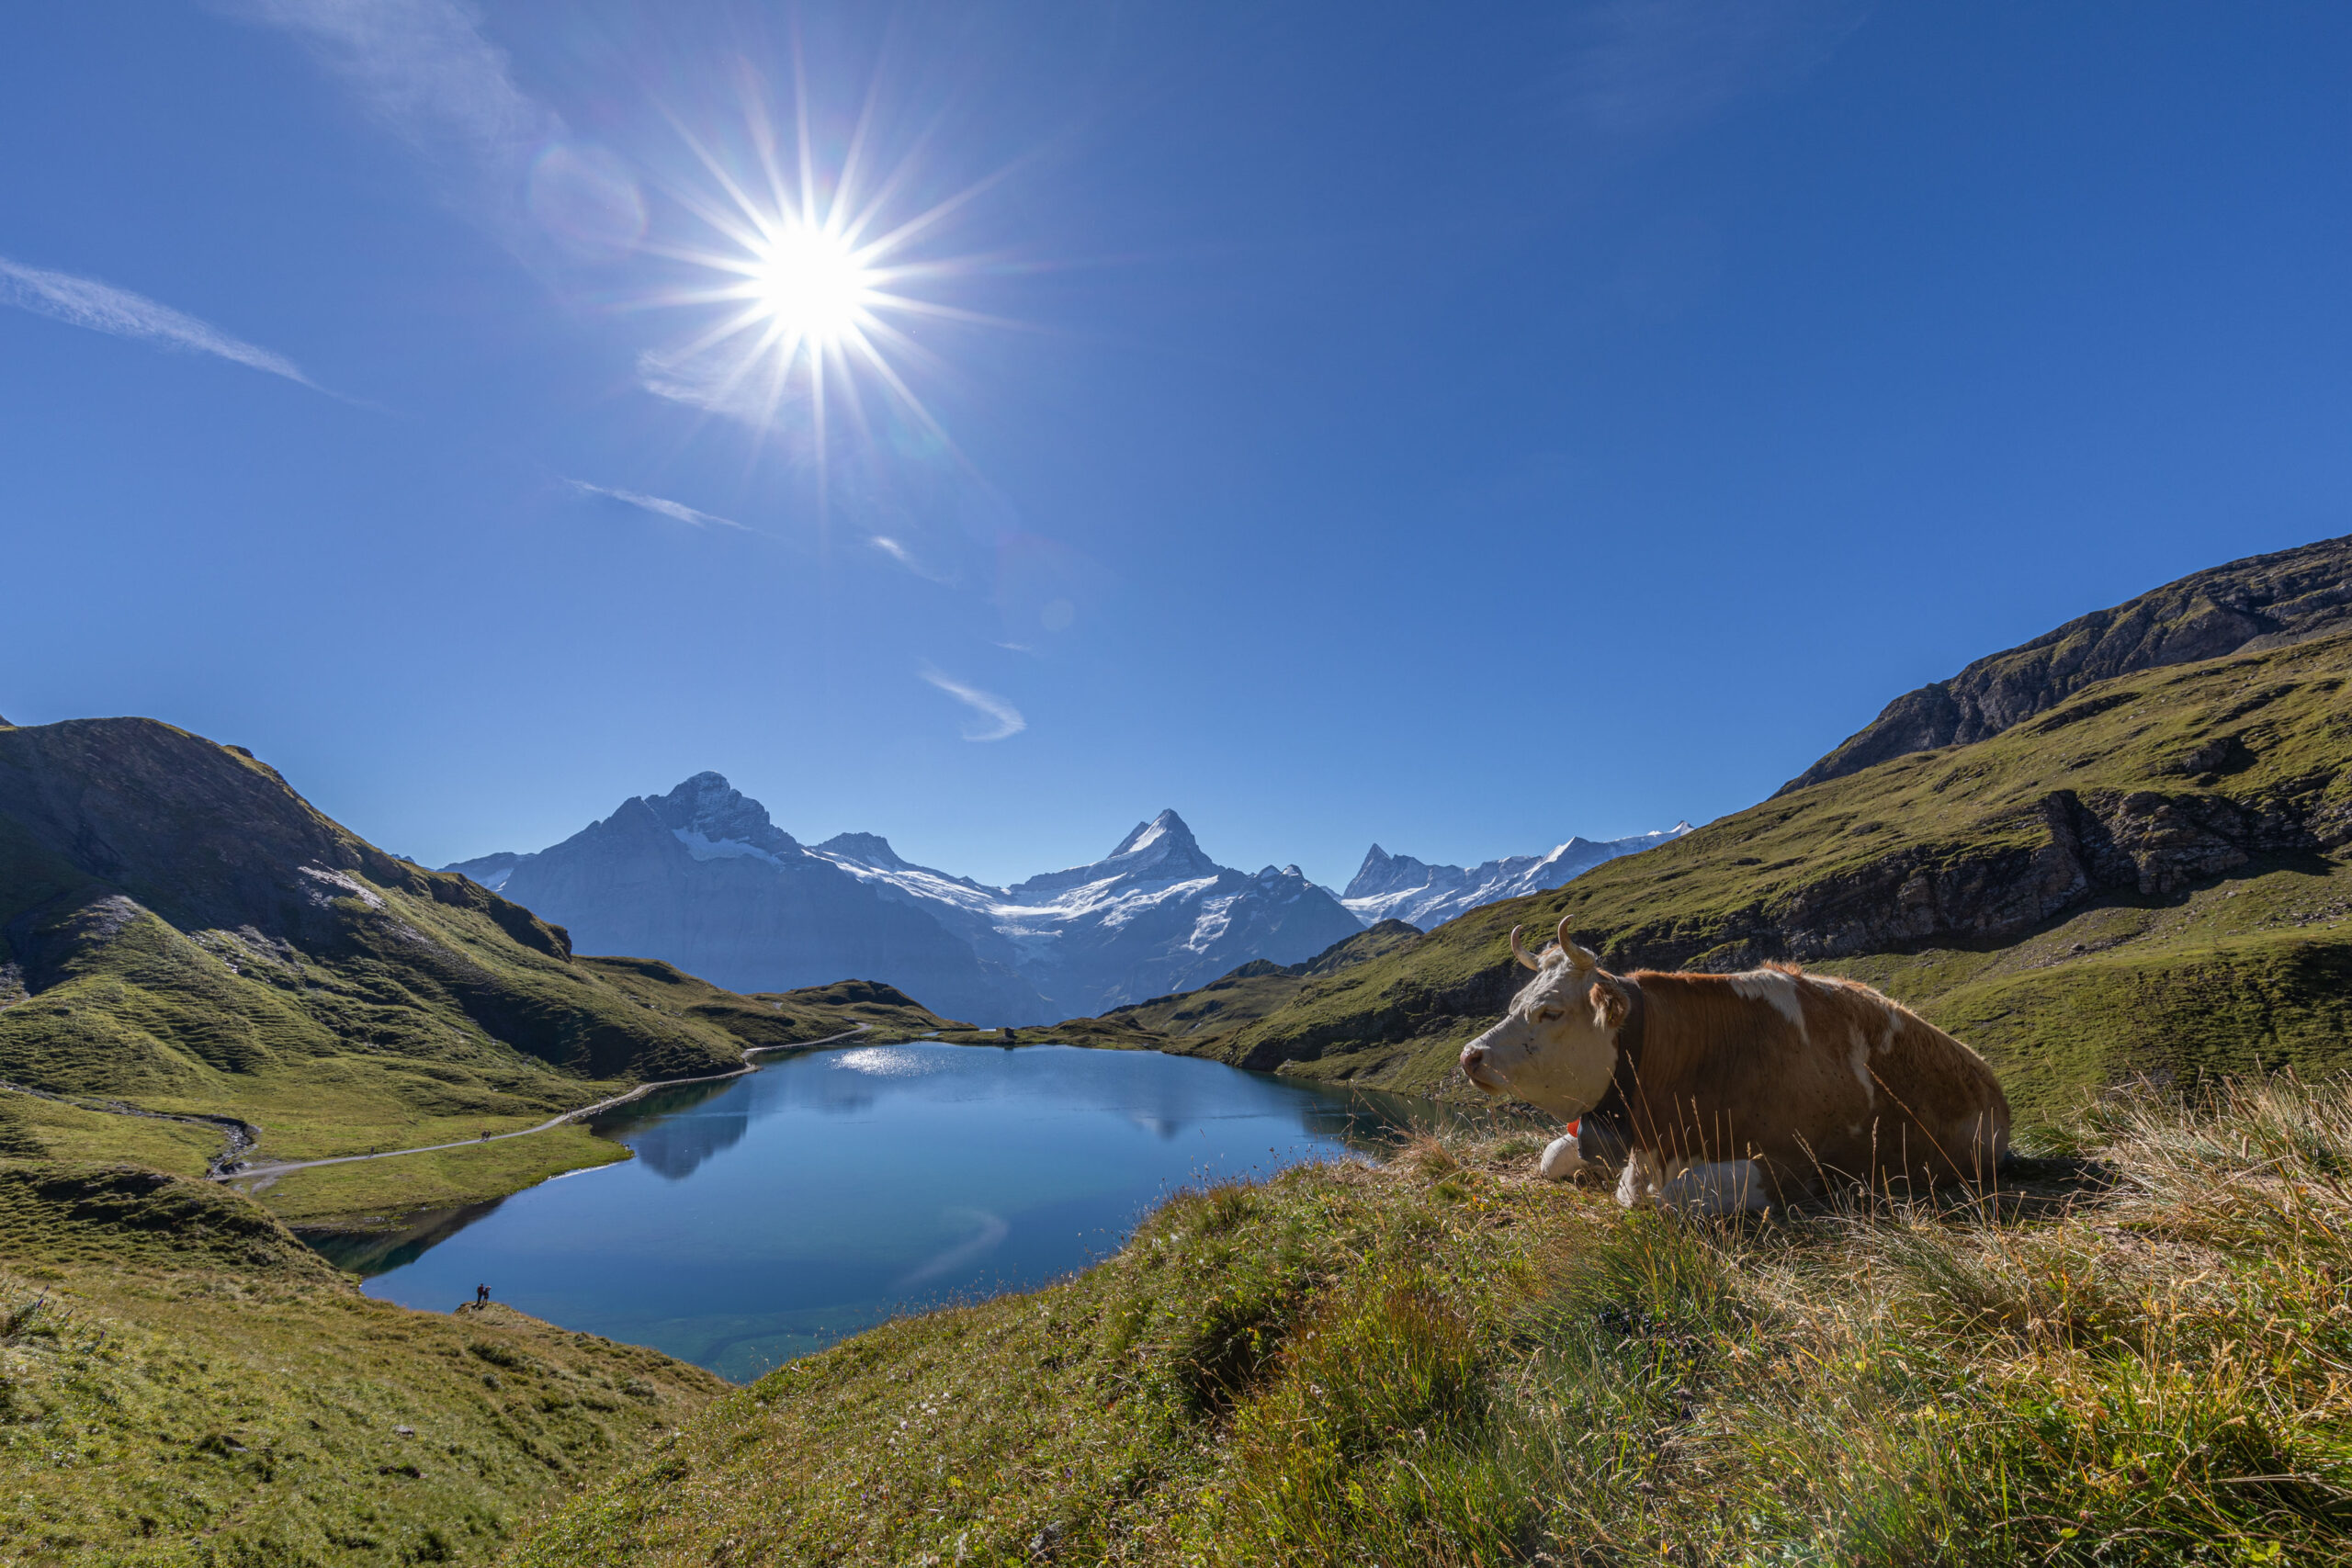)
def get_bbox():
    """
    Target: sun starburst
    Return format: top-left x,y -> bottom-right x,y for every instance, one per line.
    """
639,87 -> 1006,461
